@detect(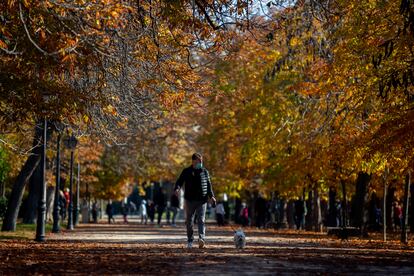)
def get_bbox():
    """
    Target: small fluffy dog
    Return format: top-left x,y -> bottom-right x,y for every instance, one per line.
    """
233,229 -> 246,249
